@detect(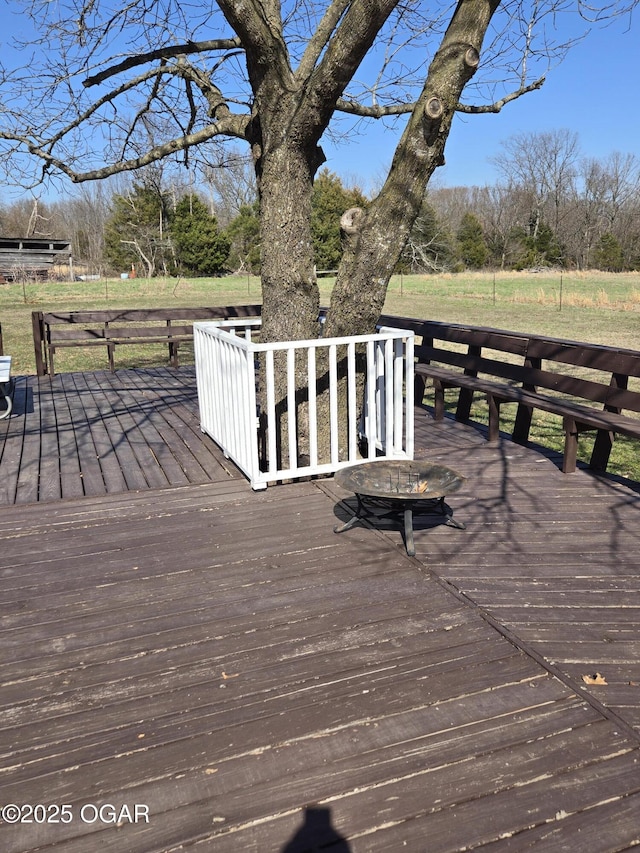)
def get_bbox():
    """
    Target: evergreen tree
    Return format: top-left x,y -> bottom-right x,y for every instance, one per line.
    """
531,220 -> 564,266
457,212 -> 488,269
311,169 -> 368,271
226,202 -> 261,273
104,181 -> 171,277
514,218 -> 564,269
169,195 -> 230,275
593,233 -> 624,272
